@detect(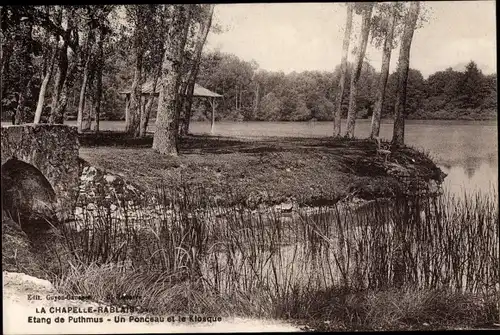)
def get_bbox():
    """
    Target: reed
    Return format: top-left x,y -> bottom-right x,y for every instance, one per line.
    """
54,182 -> 499,327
